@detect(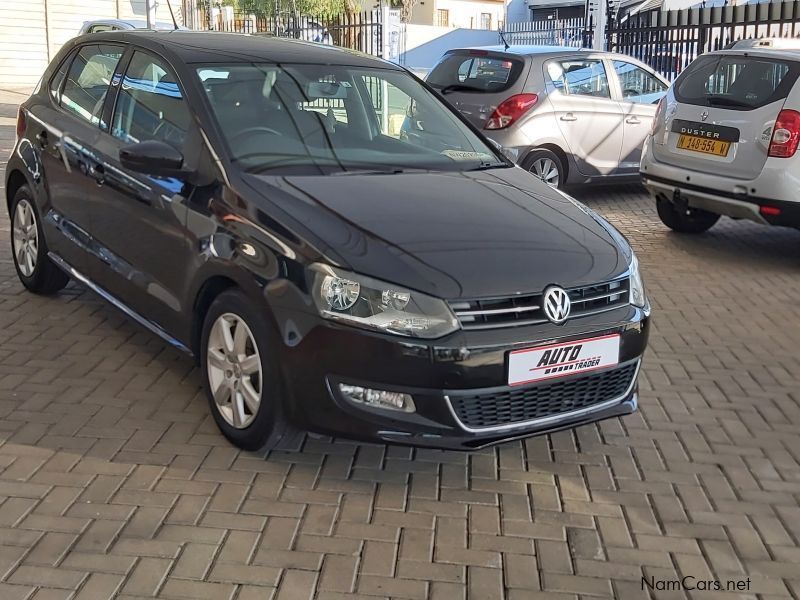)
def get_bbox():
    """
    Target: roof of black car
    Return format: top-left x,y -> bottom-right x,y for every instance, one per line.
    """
83,30 -> 399,68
